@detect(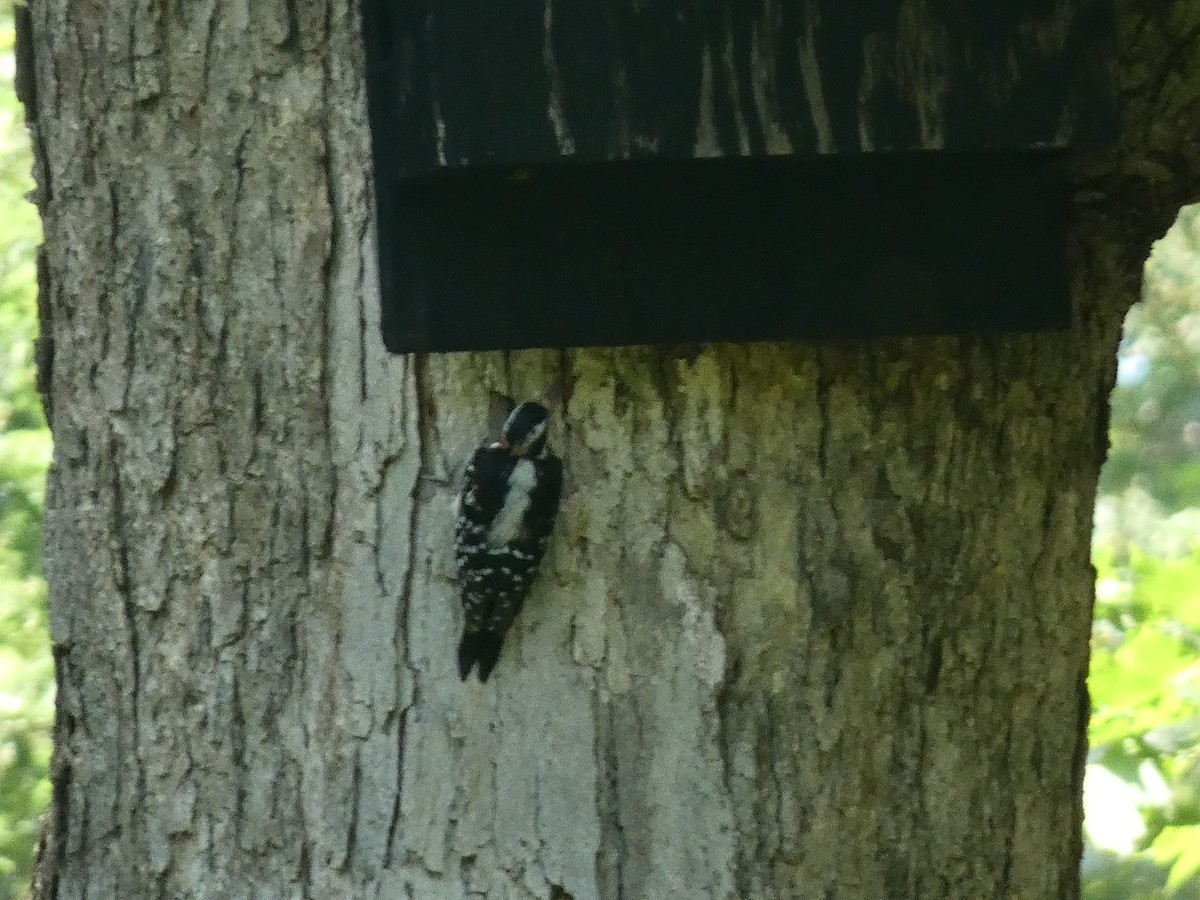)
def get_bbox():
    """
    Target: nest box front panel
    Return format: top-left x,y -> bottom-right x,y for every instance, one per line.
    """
362,0 -> 1117,352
